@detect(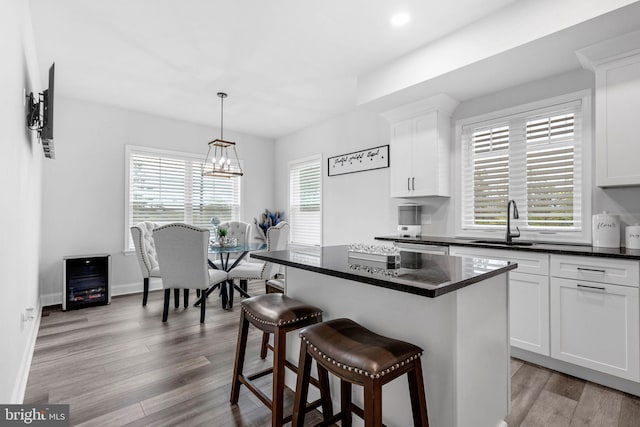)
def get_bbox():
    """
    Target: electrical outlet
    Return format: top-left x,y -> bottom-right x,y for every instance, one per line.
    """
422,214 -> 432,225
22,307 -> 36,322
